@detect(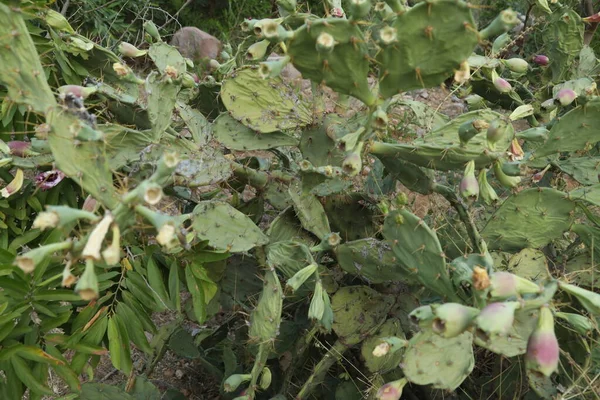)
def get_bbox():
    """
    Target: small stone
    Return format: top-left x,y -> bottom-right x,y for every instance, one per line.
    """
175,369 -> 184,379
